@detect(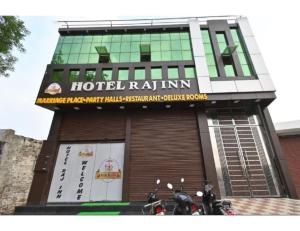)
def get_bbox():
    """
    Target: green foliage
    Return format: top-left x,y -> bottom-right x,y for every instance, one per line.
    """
0,16 -> 30,77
